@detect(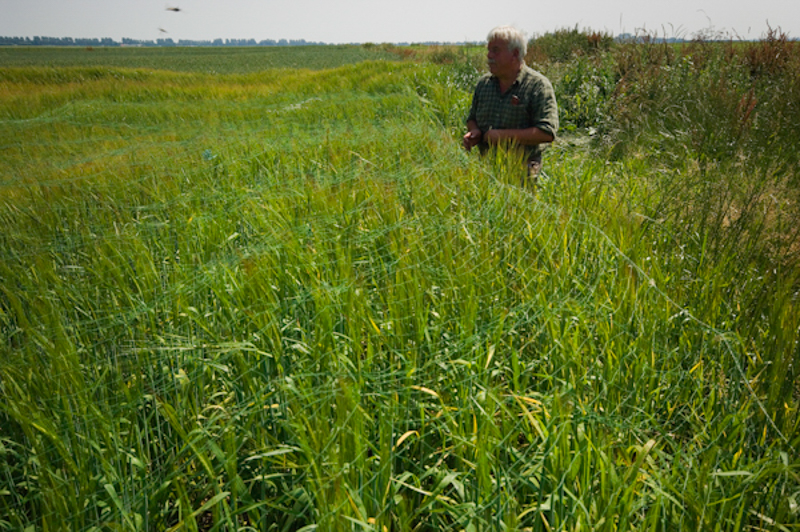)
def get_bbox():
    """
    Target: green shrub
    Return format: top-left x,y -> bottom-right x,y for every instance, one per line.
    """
526,26 -> 615,64
552,54 -> 617,130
